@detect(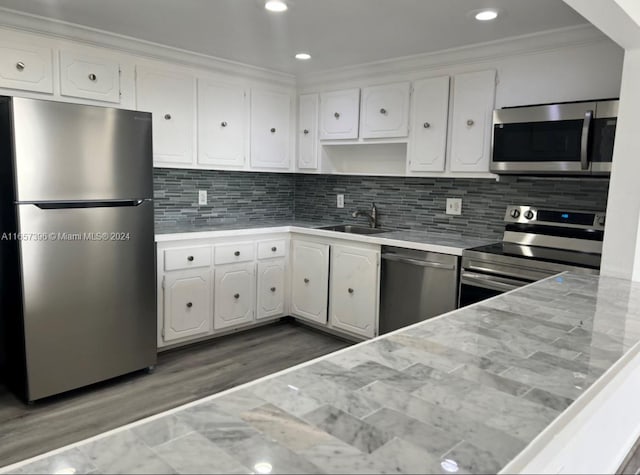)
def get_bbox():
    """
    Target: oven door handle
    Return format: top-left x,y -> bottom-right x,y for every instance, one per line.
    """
461,271 -> 532,293
581,109 -> 593,170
